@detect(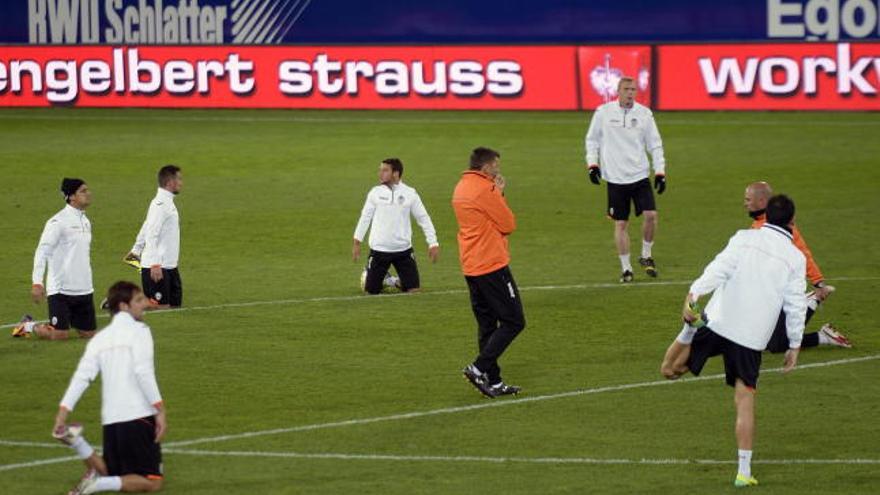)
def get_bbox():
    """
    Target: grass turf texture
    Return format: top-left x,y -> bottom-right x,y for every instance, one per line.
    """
1,108 -> 878,494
